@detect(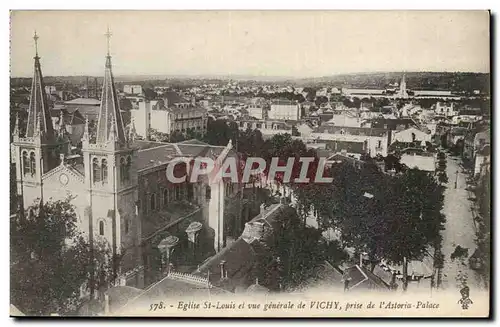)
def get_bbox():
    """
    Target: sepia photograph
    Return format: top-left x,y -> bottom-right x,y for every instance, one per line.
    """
9,10 -> 491,317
